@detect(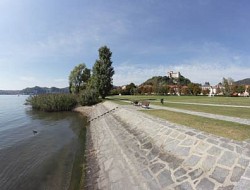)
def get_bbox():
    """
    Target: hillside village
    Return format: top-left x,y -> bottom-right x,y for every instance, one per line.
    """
113,71 -> 250,97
